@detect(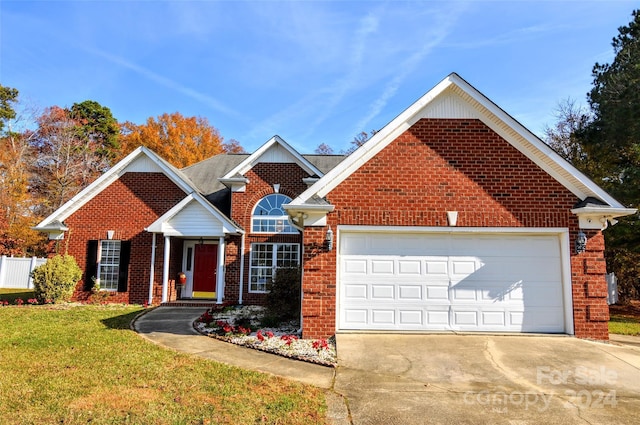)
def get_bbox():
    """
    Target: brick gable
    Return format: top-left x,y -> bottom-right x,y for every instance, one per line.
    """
62,172 -> 186,304
225,163 -> 309,304
301,119 -> 609,340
